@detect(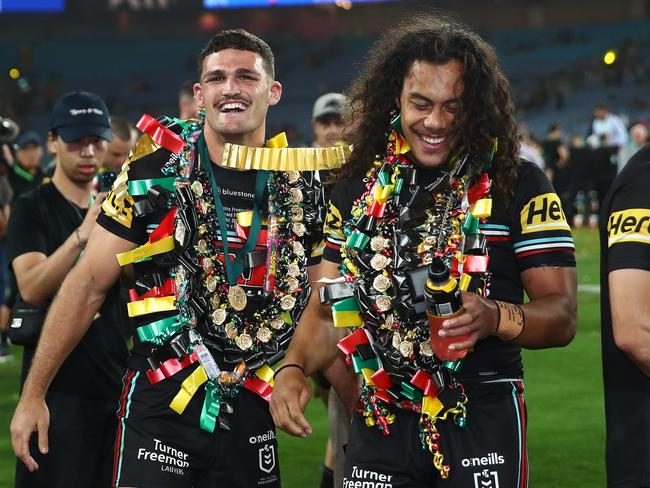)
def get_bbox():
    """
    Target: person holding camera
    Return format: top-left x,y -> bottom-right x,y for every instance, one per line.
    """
7,90 -> 130,488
